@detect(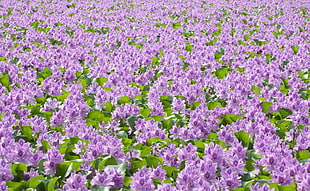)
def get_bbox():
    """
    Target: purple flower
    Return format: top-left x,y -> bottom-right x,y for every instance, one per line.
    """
204,142 -> 224,167
157,183 -> 176,191
108,168 -> 124,189
131,166 -> 155,191
64,172 -> 88,191
44,147 -> 64,176
199,159 -> 217,181
11,139 -> 33,165
250,182 -> 274,191
0,159 -> 13,182
0,181 -> 8,191
29,150 -> 45,167
171,98 -> 185,113
91,171 -> 113,187
151,165 -> 166,179
23,168 -> 39,181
